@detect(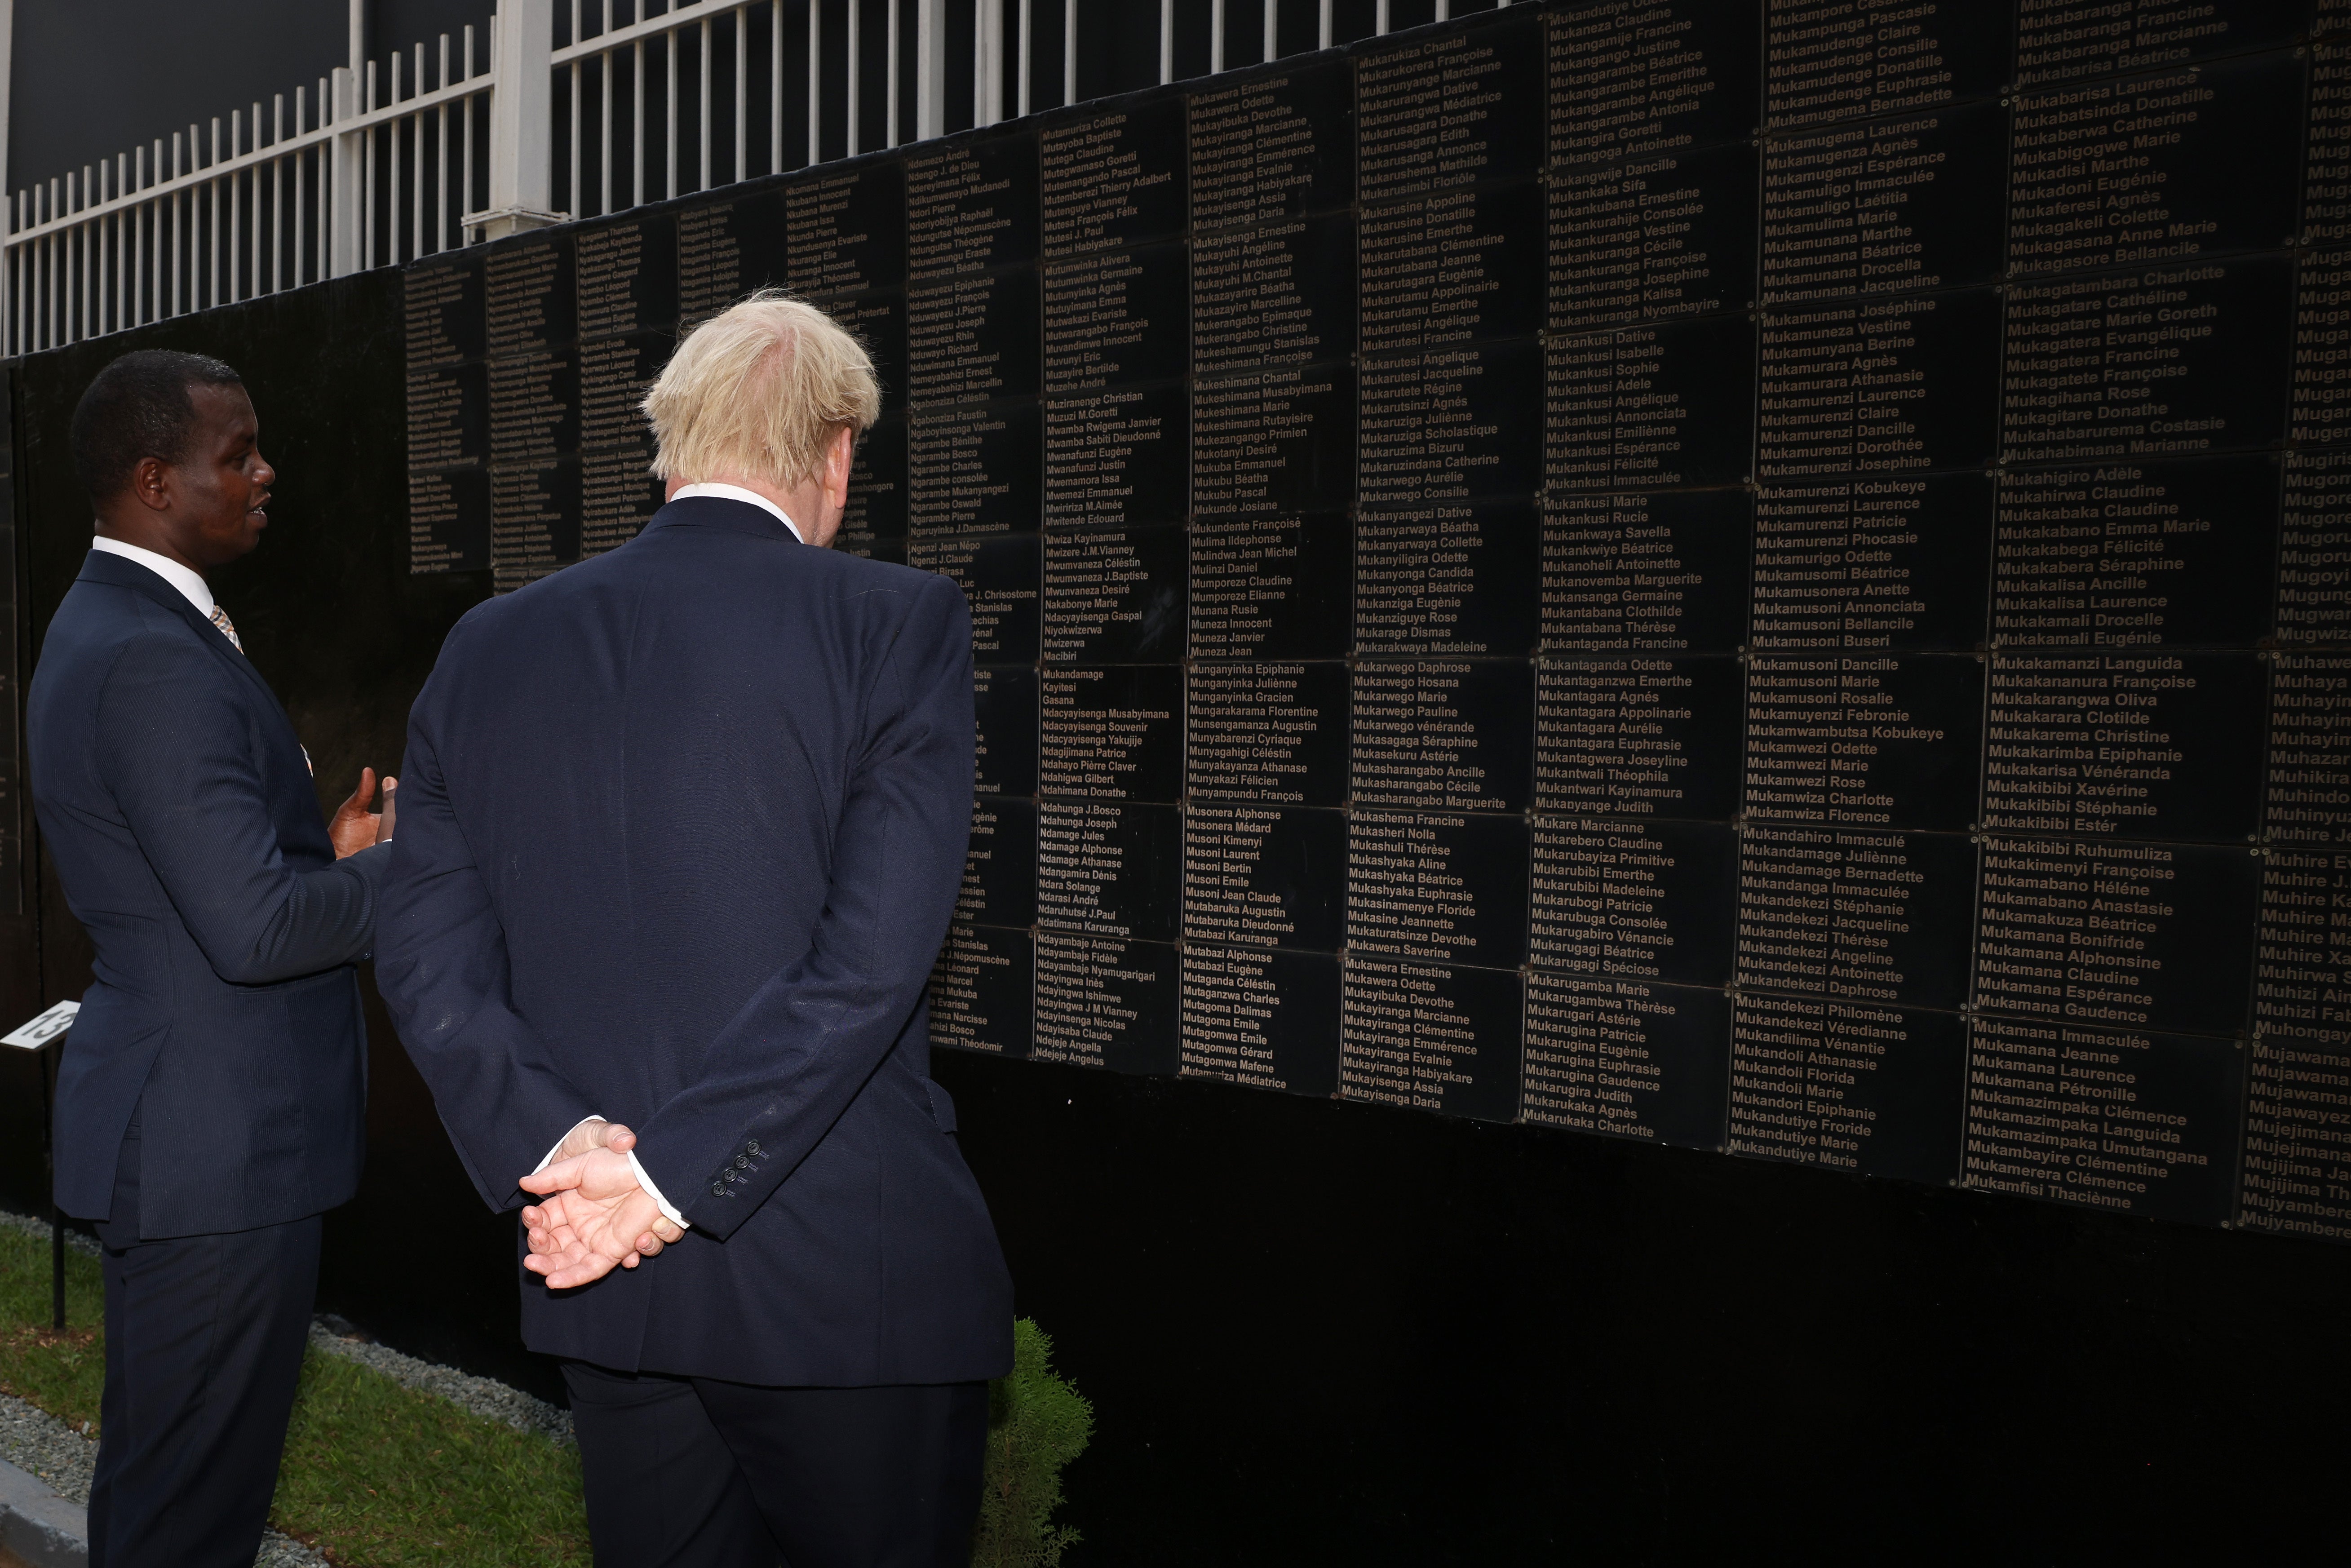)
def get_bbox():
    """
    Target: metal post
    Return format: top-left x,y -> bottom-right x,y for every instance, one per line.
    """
1063,0 -> 1075,106
1320,0 -> 1331,50
481,0 -> 561,237
1160,0 -> 1172,84
1265,0 -> 1275,62
808,0 -> 821,165
916,0 -> 943,142
1377,0 -> 1390,33
0,0 -> 16,205
1017,0 -> 1030,119
1211,0 -> 1223,75
850,0 -> 863,155
979,0 -> 1001,126
330,67 -> 359,274
42,1039 -> 61,1330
